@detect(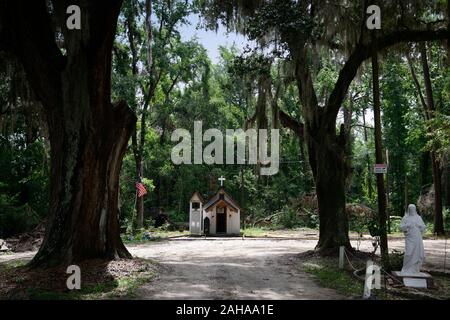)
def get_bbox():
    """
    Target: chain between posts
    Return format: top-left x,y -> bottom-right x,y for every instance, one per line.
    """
344,248 -> 403,287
